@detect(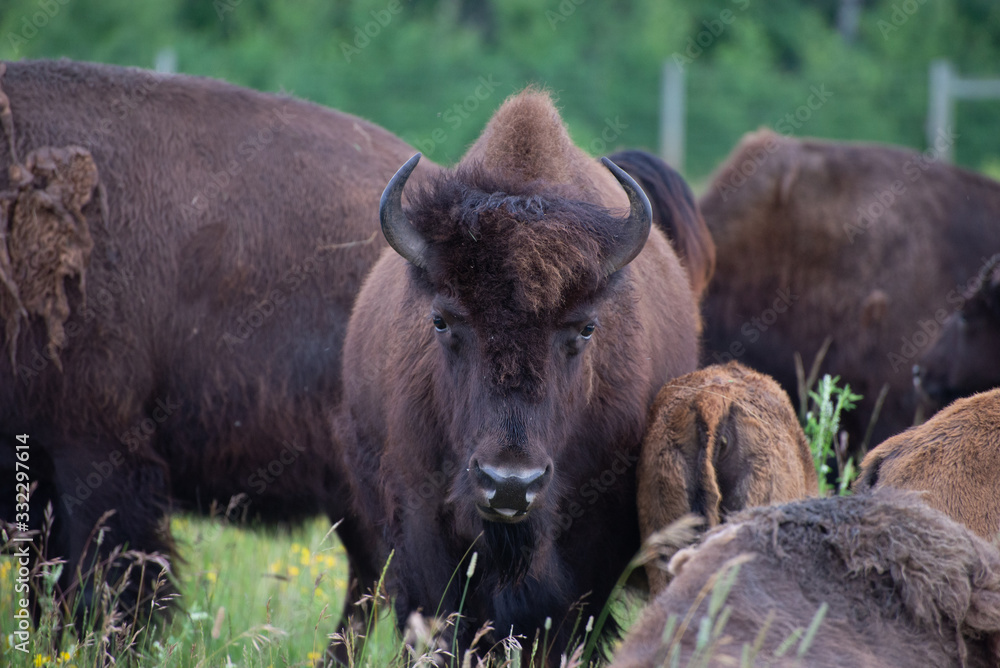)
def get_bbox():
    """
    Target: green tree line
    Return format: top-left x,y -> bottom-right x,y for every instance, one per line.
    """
1,0 -> 998,181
